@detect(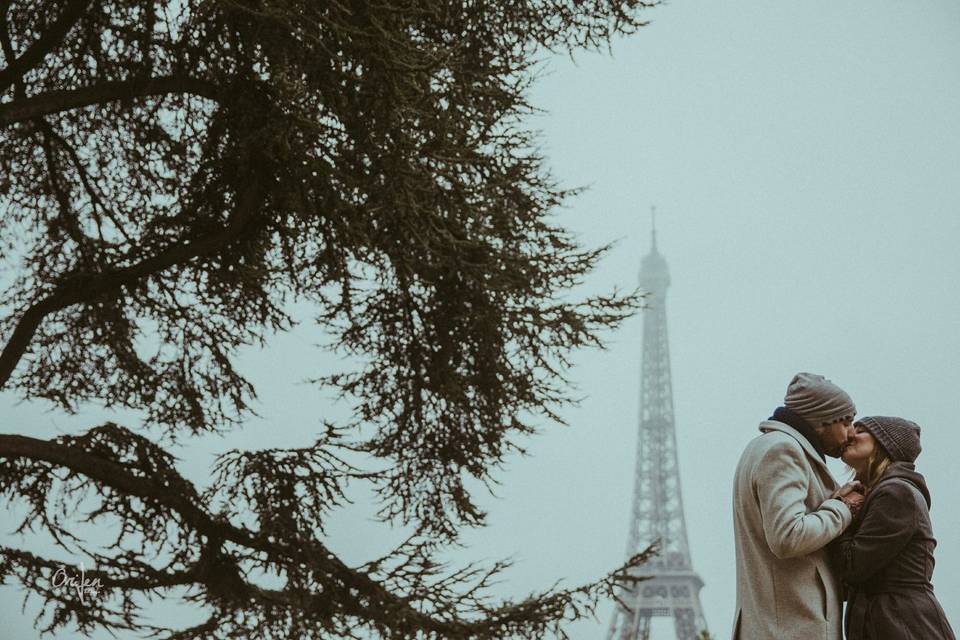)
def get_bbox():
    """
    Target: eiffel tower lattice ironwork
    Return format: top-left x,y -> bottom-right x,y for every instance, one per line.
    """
607,212 -> 708,640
